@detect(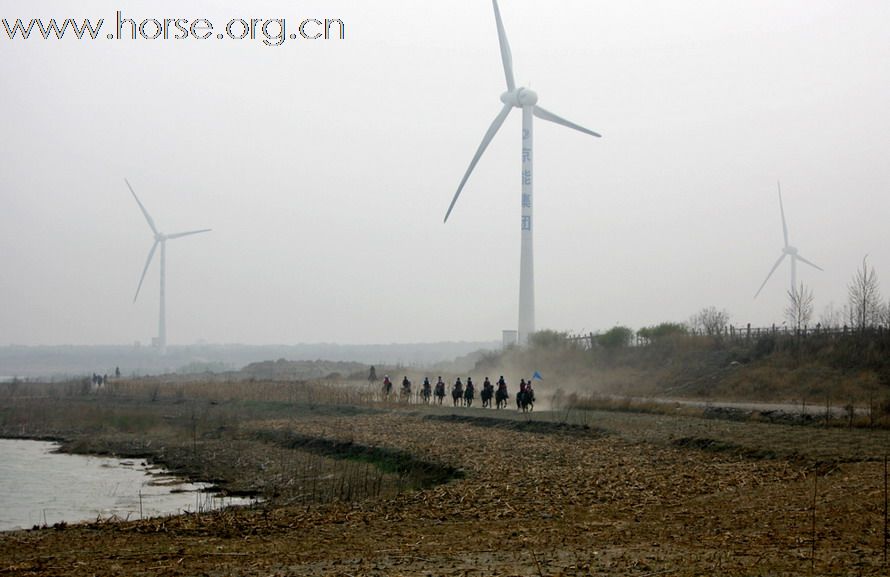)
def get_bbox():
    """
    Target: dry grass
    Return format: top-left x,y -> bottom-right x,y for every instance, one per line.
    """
4,379 -> 890,575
